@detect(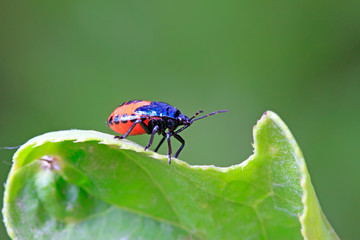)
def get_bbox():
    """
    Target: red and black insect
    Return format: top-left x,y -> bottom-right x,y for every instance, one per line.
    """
107,100 -> 227,164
